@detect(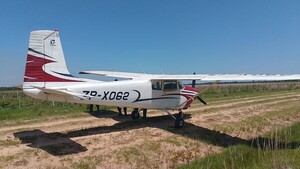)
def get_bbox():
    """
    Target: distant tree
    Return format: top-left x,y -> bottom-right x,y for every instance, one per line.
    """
0,87 -> 20,91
